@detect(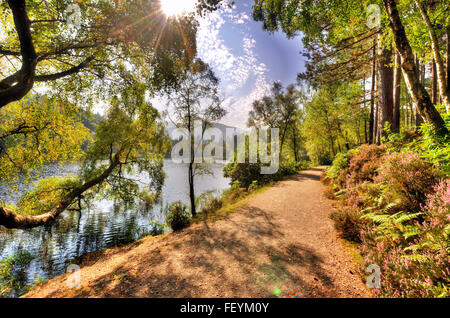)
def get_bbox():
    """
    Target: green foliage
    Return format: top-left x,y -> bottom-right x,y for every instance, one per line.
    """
224,162 -> 269,189
248,180 -> 259,192
410,122 -> 450,174
15,176 -> 81,216
0,0 -> 220,227
360,180 -> 450,297
199,197 -> 223,216
196,190 -> 224,216
325,142 -> 449,298
166,201 -> 191,232
149,219 -> 166,236
301,83 -> 366,165
222,180 -> 247,202
3,80 -> 170,221
327,152 -> 349,180
0,96 -> 92,187
247,82 -> 304,159
0,0 -> 206,104
224,160 -> 310,189
0,250 -> 34,297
